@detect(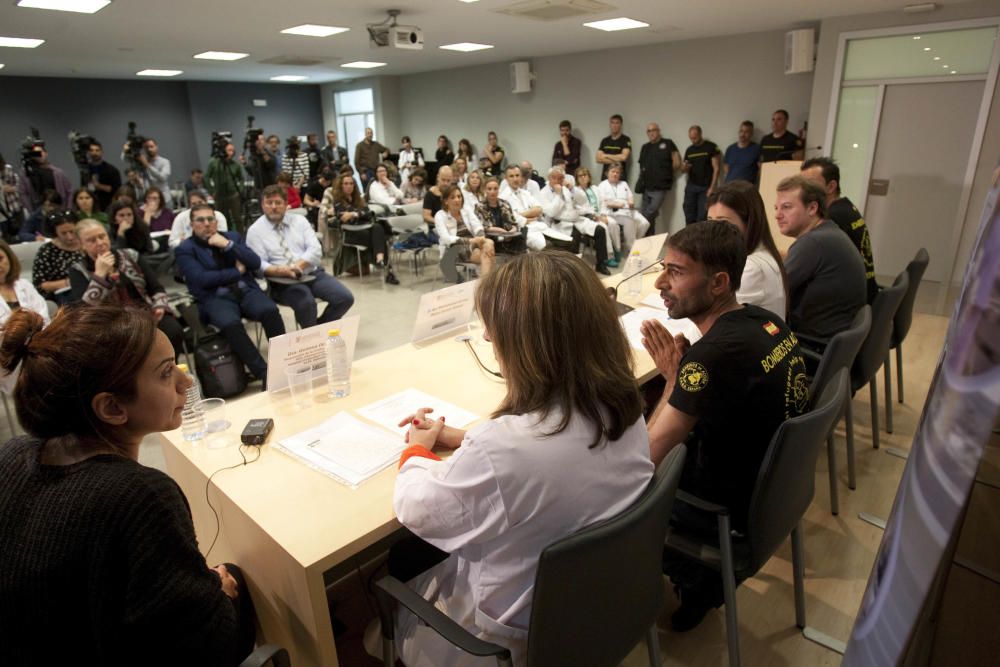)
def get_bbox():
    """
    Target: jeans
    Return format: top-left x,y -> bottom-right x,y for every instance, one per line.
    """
683,184 -> 709,225
640,189 -> 668,233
